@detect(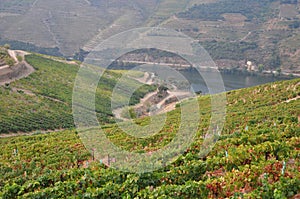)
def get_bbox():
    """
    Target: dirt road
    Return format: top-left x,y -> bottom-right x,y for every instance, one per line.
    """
0,50 -> 35,85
